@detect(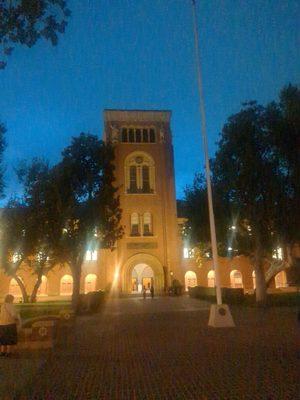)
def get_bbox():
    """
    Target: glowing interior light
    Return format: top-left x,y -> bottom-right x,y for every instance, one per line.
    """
228,247 -> 233,251
183,248 -> 189,259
